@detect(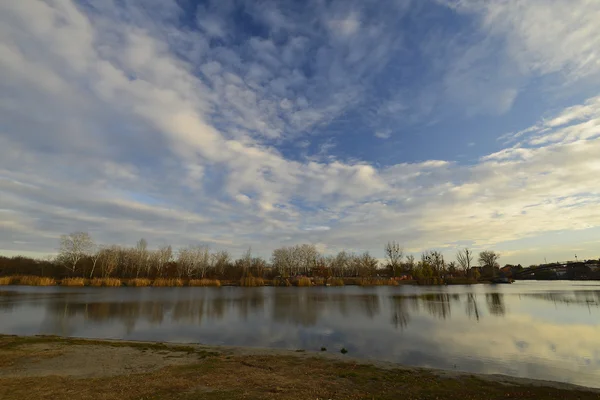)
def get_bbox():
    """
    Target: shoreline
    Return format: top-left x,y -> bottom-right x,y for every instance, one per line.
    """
1,335 -> 598,399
